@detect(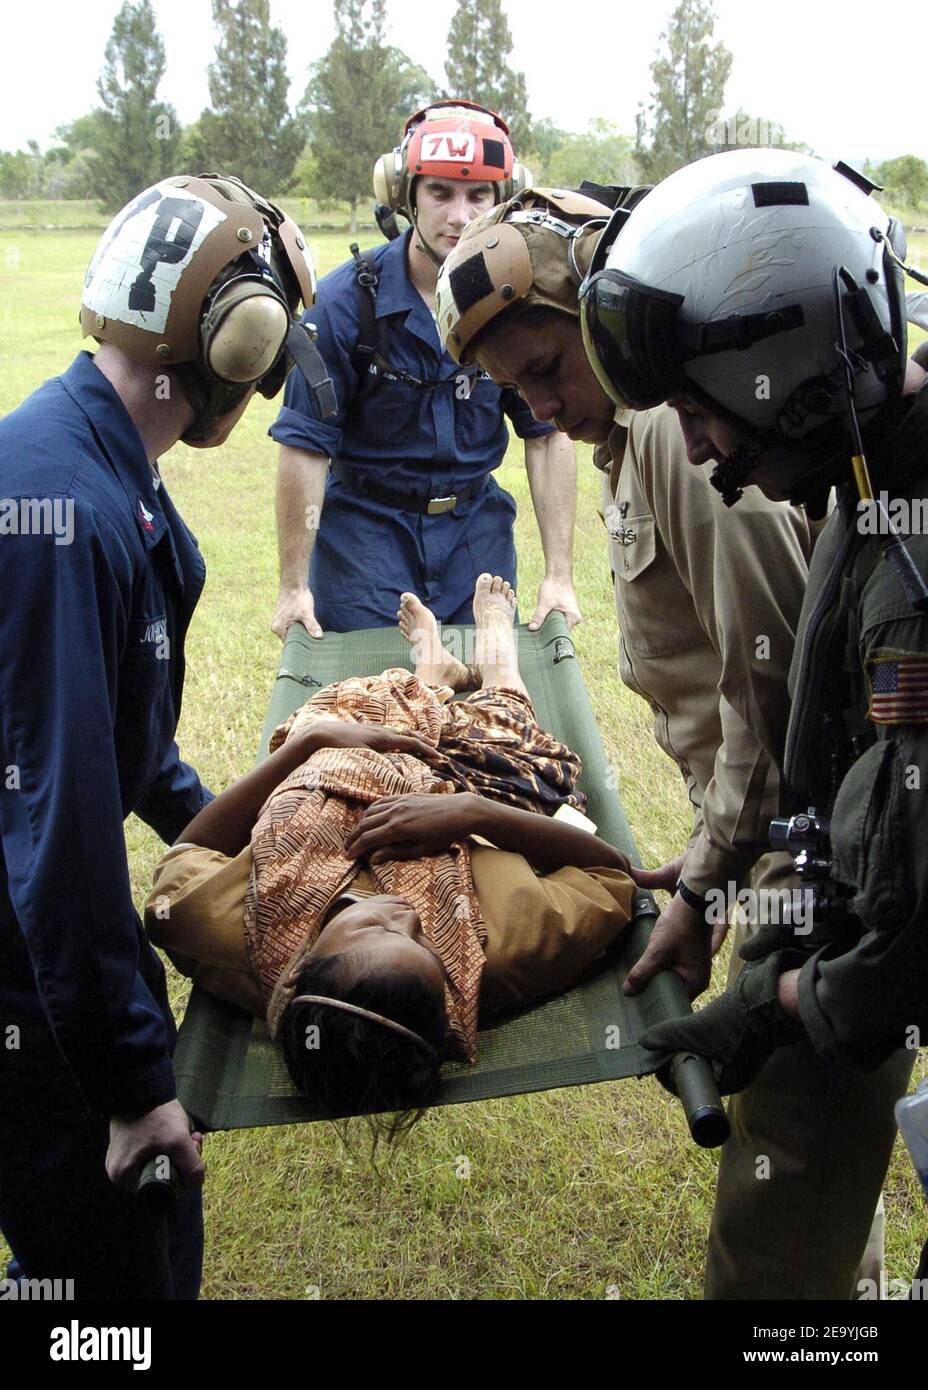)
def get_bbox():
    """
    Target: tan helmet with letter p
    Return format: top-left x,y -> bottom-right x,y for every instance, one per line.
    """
81,173 -> 335,443
435,186 -> 614,364
372,100 -> 531,260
